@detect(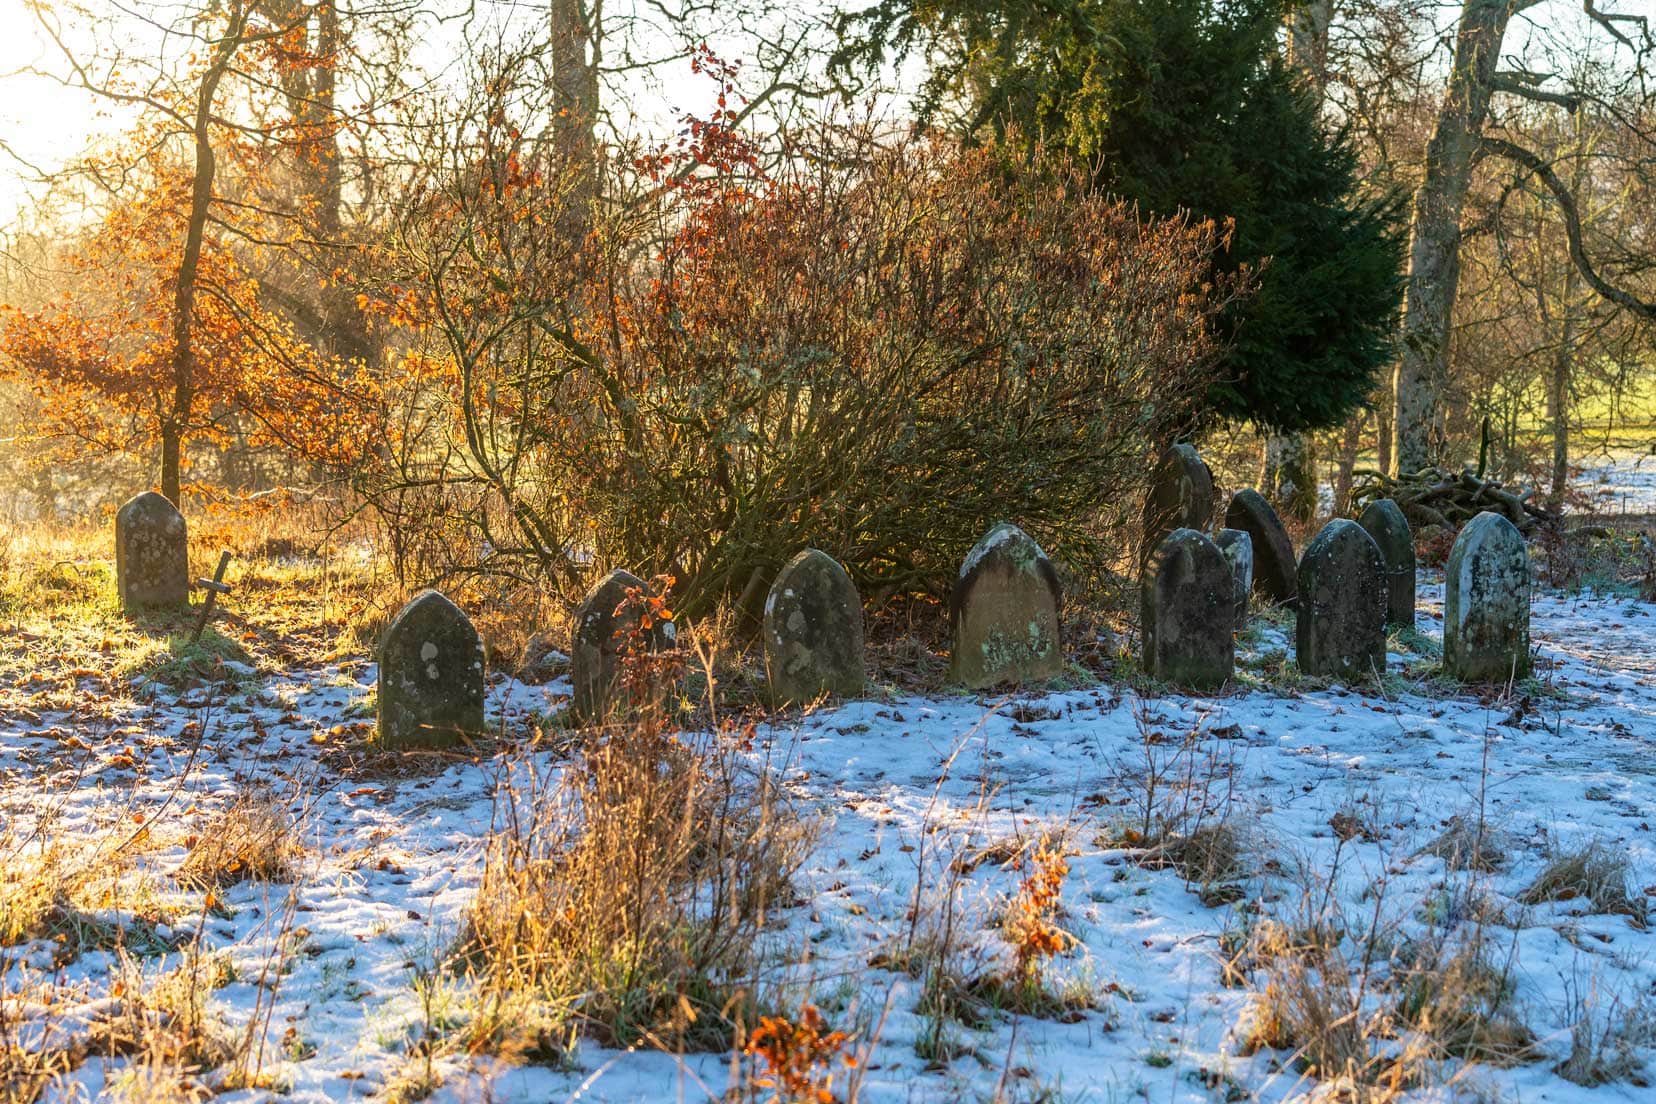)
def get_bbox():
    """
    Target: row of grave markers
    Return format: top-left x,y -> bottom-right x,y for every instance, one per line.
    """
108,447 -> 1535,748
1138,445 -> 1532,689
